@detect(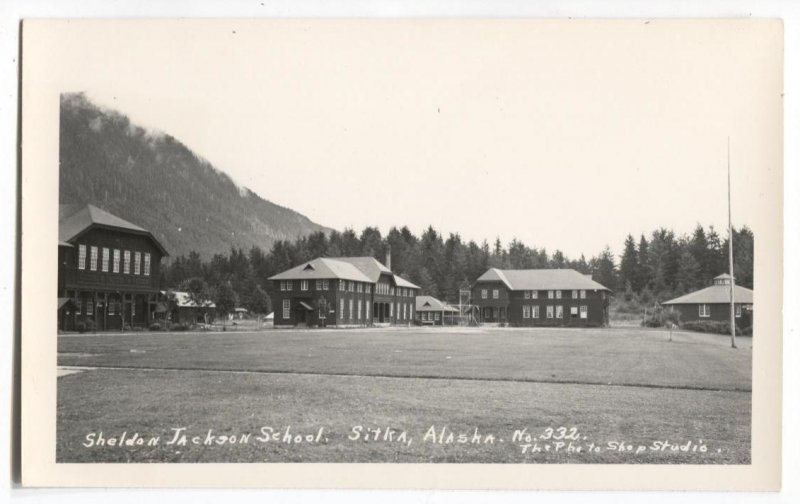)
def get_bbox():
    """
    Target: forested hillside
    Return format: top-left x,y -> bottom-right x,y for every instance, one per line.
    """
59,93 -> 330,259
